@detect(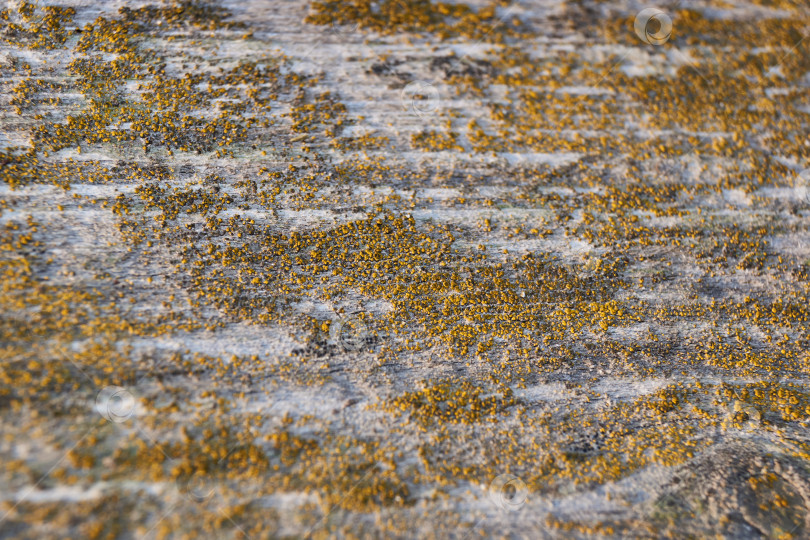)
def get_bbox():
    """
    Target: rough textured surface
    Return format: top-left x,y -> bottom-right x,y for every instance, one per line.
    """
1,0 -> 810,538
